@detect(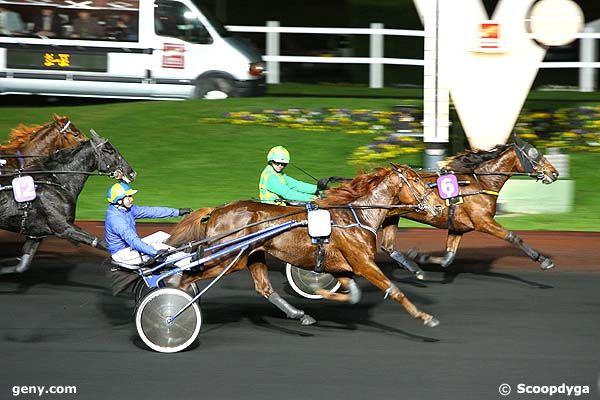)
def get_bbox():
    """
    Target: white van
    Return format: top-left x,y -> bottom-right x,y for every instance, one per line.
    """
0,0 -> 265,99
